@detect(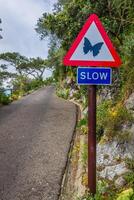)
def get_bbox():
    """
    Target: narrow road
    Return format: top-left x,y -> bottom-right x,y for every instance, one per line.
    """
0,86 -> 76,200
